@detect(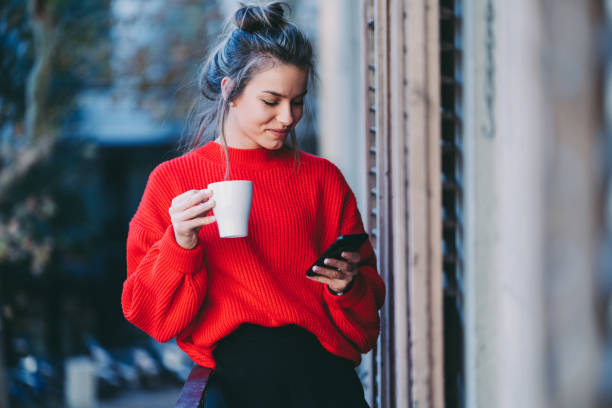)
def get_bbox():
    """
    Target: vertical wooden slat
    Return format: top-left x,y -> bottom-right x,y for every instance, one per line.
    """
364,2 -> 376,244
363,0 -> 394,406
599,1 -> 612,407
388,0 -> 409,404
374,1 -> 394,407
363,0 -> 379,405
400,0 -> 444,406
